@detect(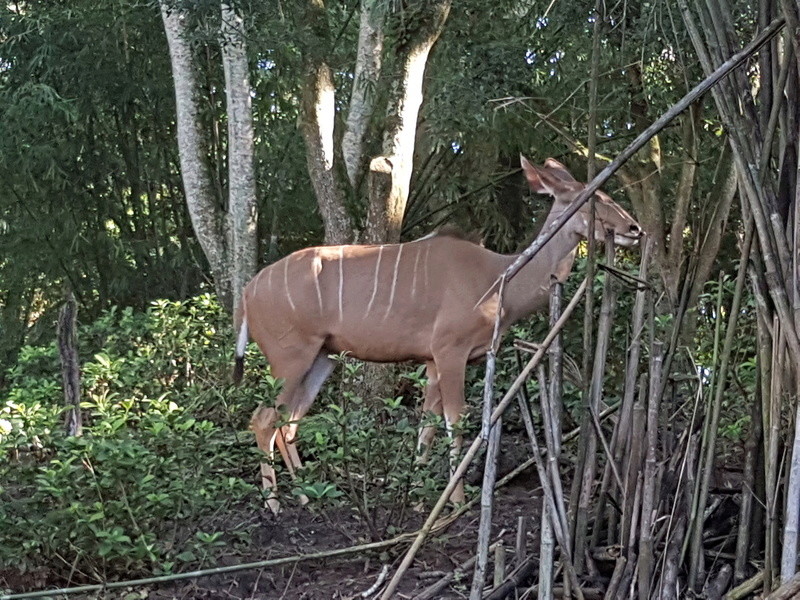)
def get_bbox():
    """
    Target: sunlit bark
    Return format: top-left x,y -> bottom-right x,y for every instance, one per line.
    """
342,0 -> 385,188
364,0 -> 452,244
